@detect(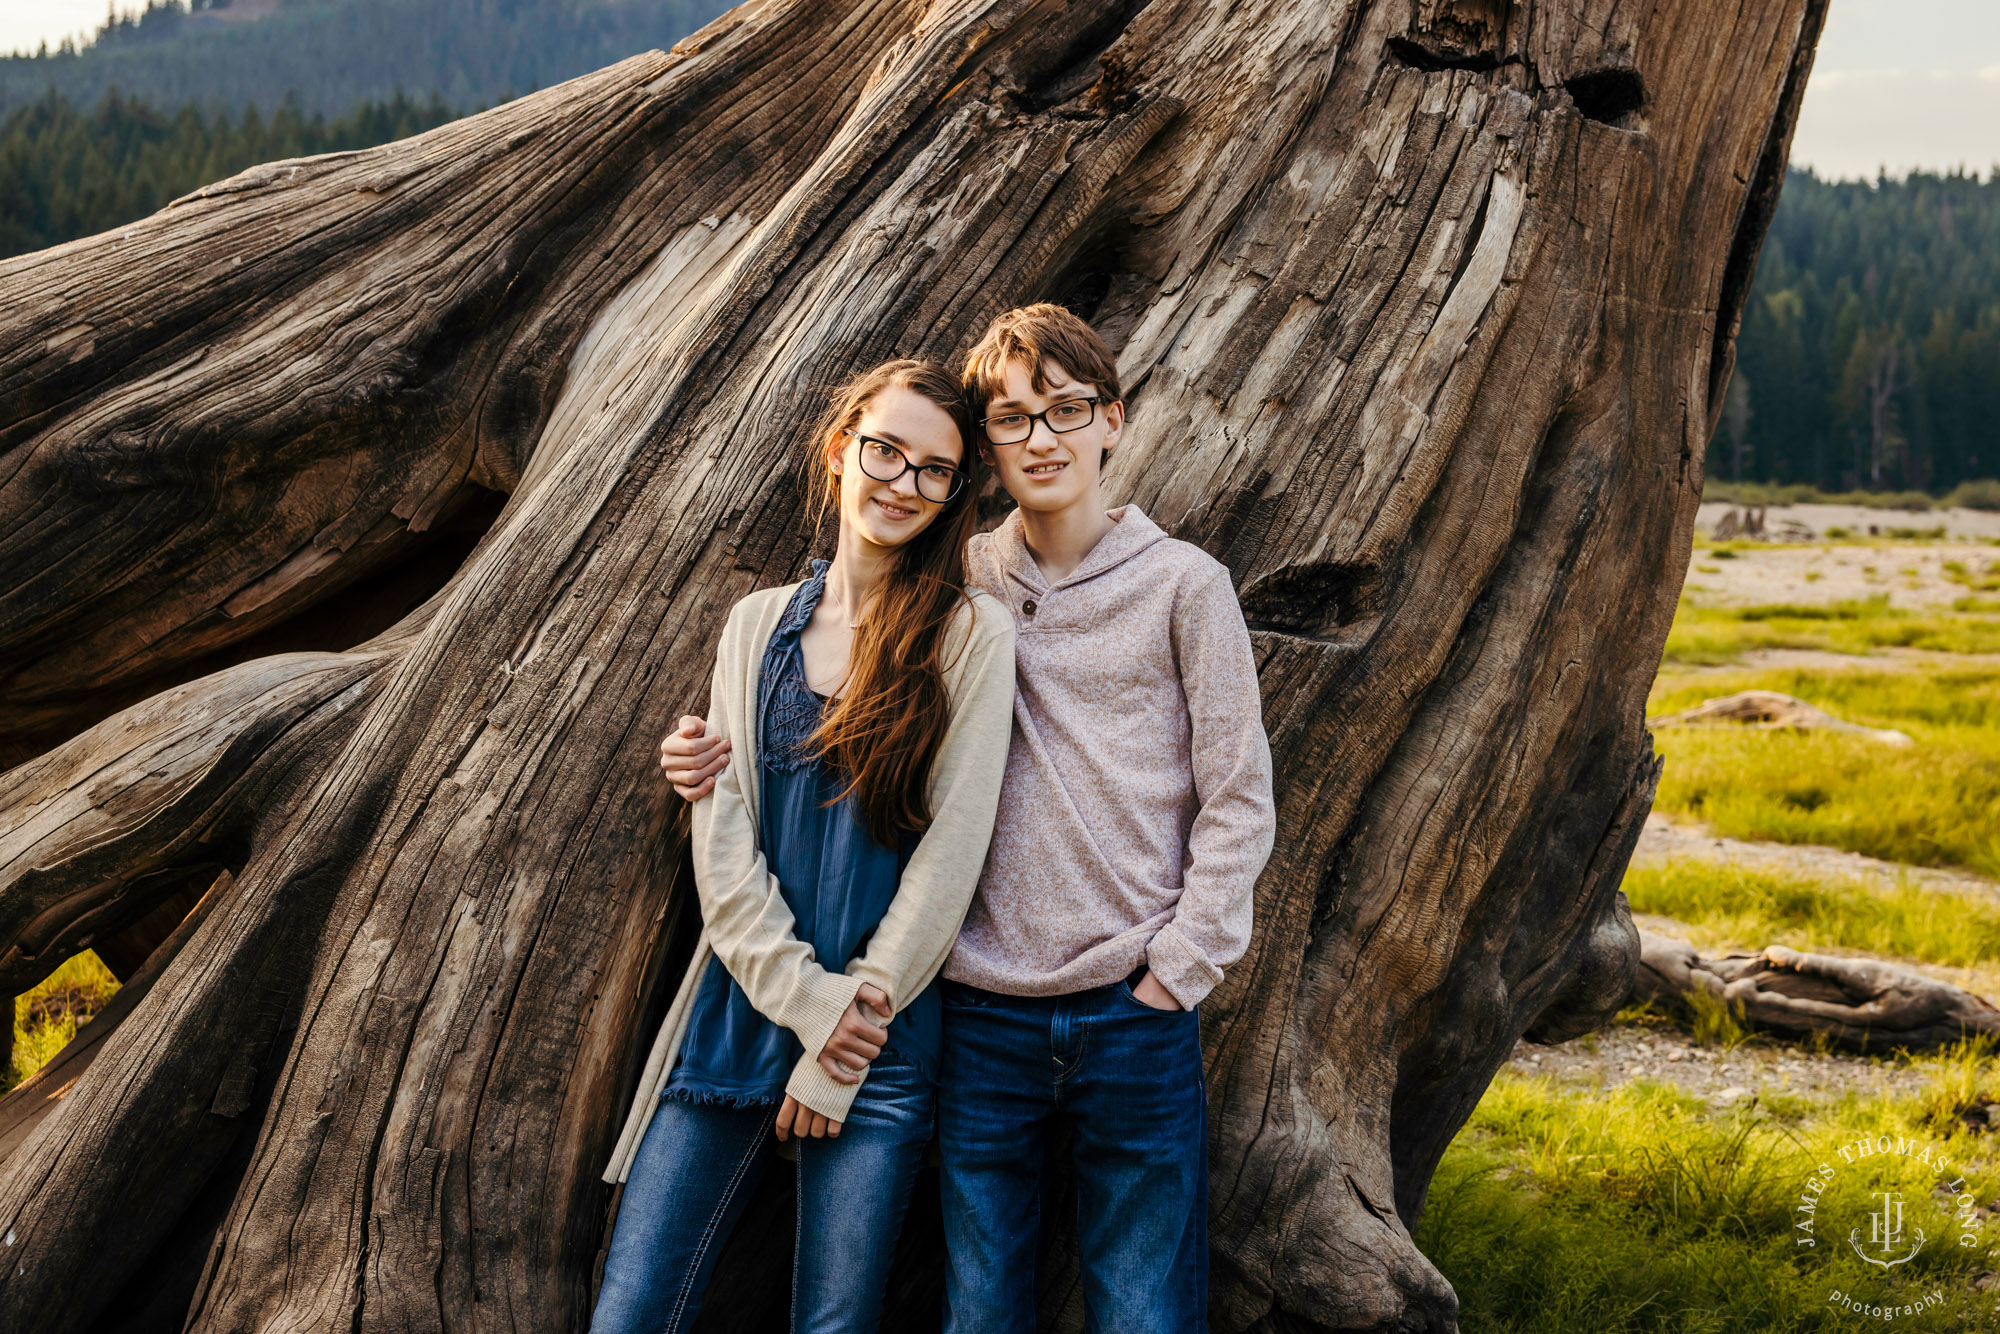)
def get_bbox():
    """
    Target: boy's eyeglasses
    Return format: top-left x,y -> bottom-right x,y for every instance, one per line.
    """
980,397 -> 1102,446
846,430 -> 967,504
